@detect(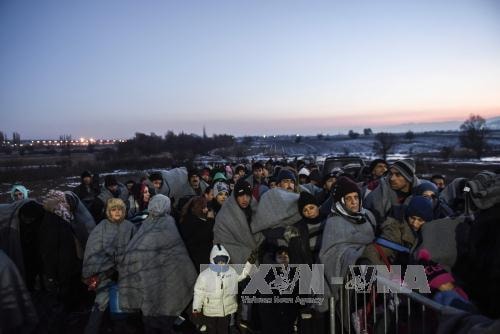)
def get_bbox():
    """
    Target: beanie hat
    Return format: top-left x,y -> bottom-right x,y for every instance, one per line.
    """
413,181 -> 438,197
277,169 -> 296,183
406,196 -> 433,222
81,170 -> 92,179
212,172 -> 227,183
104,175 -> 118,188
214,181 -> 230,197
234,179 -> 252,197
149,172 -> 163,182
298,191 -> 319,216
390,159 -> 416,184
333,176 -> 360,203
417,249 -> 455,290
369,159 -> 388,173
